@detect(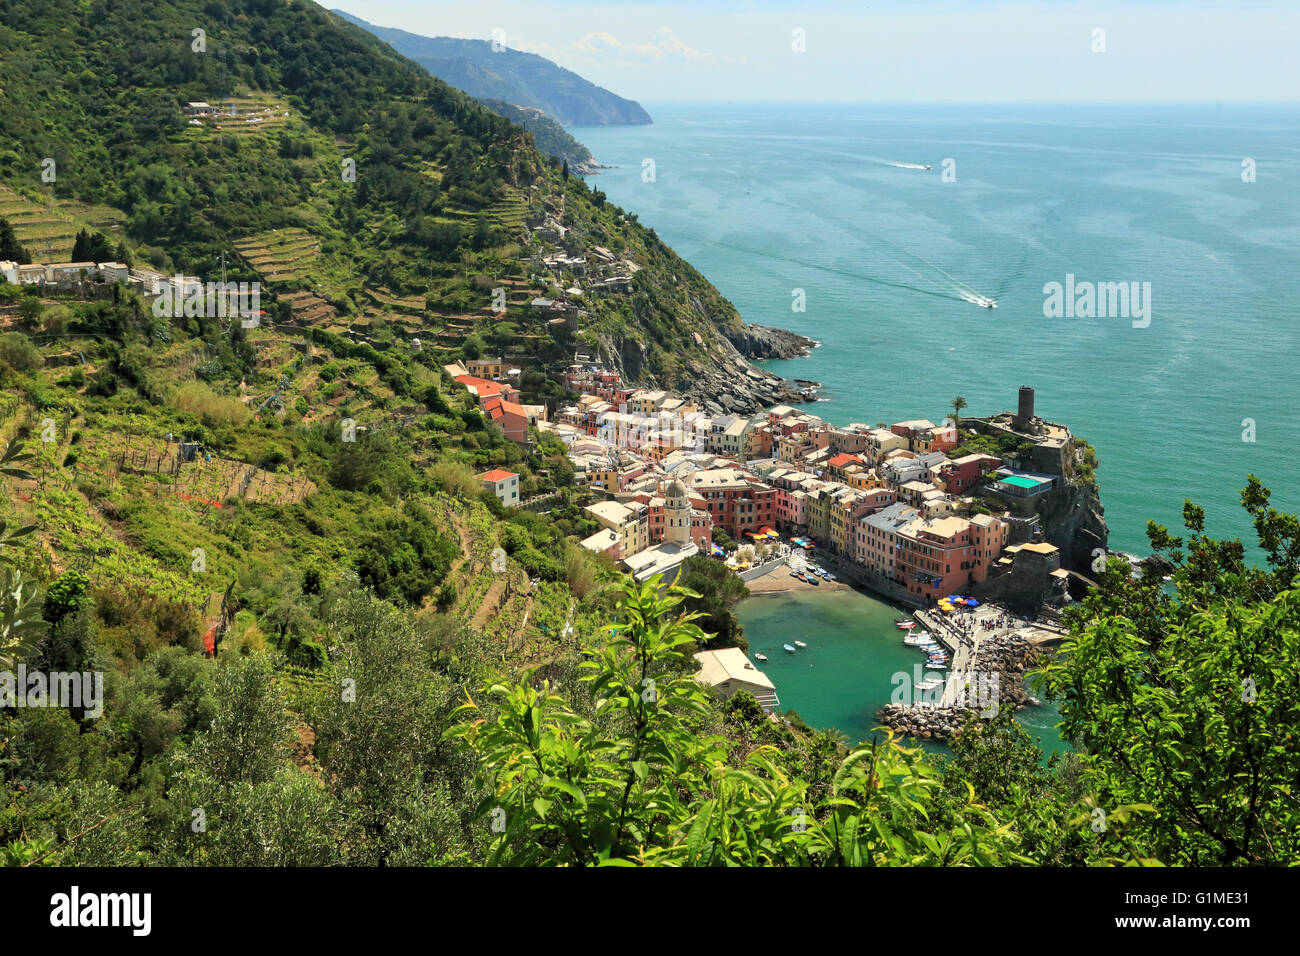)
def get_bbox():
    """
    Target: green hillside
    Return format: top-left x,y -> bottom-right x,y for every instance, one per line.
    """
478,99 -> 598,172
0,0 -> 771,400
